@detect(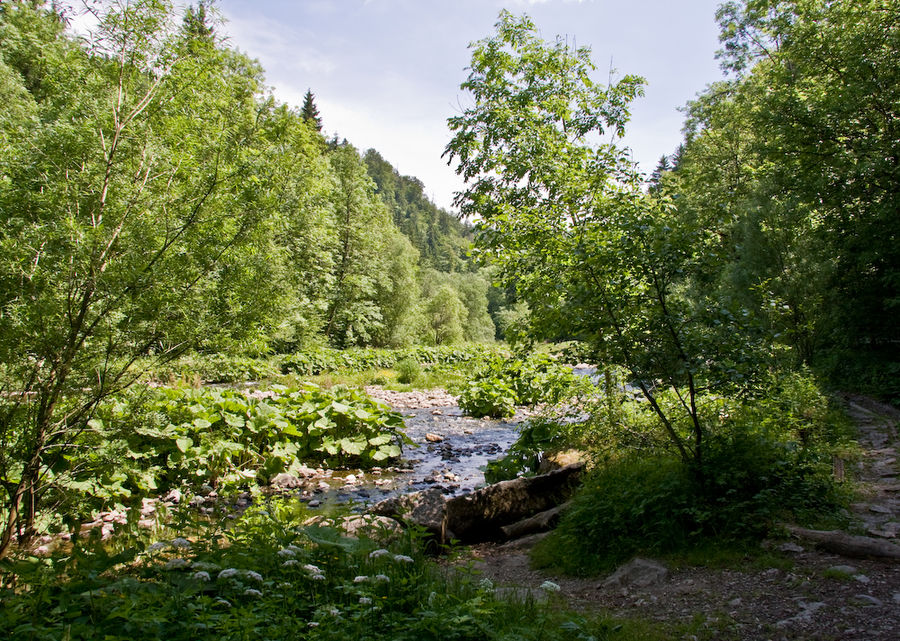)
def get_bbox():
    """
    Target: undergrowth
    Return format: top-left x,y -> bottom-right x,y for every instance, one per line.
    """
0,499 -> 629,641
